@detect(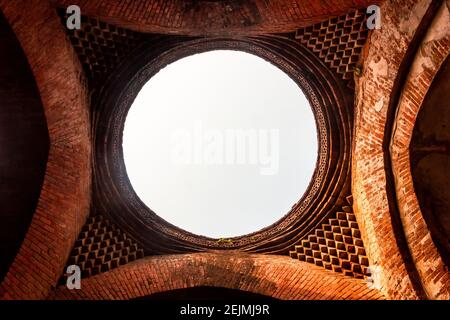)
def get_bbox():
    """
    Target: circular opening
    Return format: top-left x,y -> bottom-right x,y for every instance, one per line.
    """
123,50 -> 317,239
